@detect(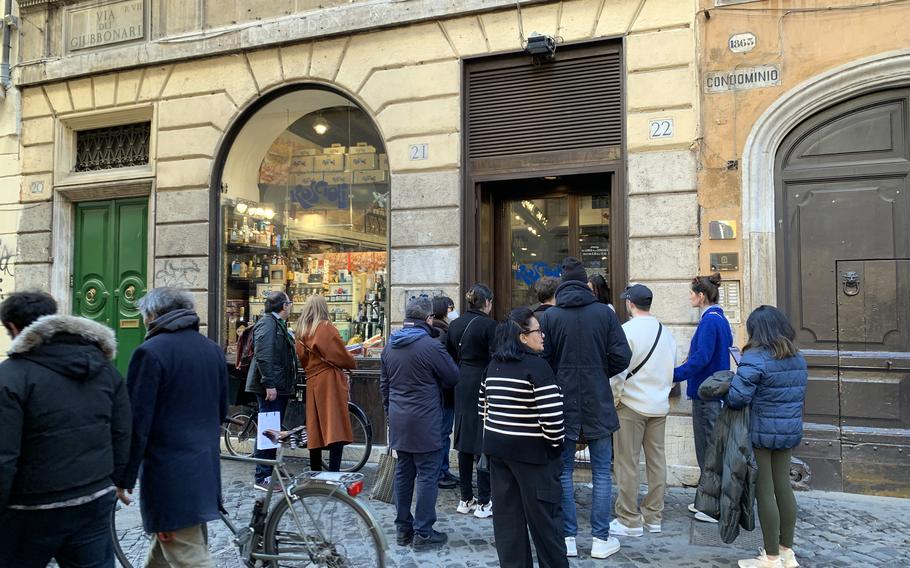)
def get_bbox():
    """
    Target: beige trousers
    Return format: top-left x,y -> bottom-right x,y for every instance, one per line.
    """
144,524 -> 213,568
612,405 -> 667,528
